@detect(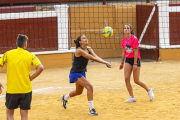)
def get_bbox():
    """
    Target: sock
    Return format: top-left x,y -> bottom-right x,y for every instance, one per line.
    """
64,94 -> 70,100
148,89 -> 151,93
88,100 -> 94,110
